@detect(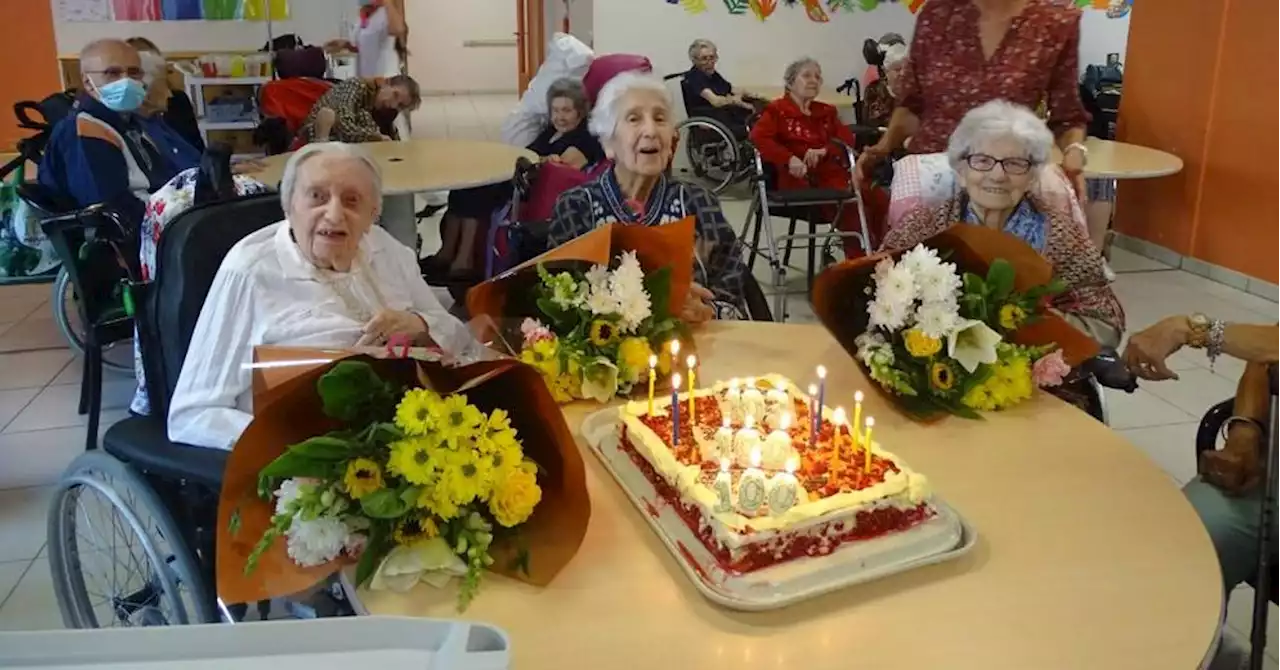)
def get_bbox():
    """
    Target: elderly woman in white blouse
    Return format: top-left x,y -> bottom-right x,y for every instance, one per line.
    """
168,142 -> 478,450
